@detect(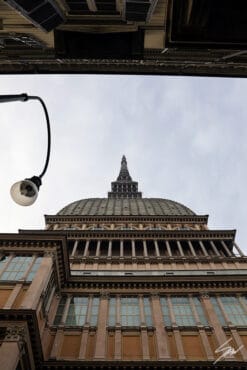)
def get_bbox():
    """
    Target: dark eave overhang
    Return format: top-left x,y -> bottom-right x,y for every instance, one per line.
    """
40,359 -> 247,370
68,273 -> 247,284
45,214 -> 209,224
64,275 -> 247,290
19,229 -> 236,242
1,58 -> 247,78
